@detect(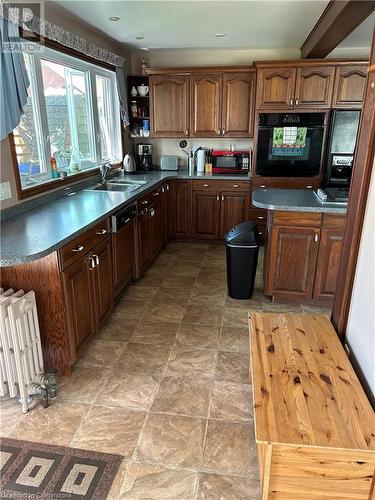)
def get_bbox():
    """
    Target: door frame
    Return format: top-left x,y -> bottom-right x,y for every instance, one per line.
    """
331,28 -> 375,339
